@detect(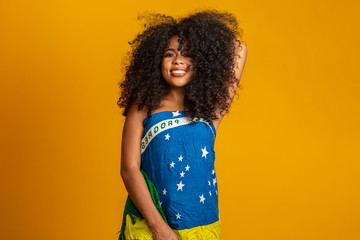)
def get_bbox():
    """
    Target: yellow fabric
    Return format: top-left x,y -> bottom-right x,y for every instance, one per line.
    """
124,213 -> 221,240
